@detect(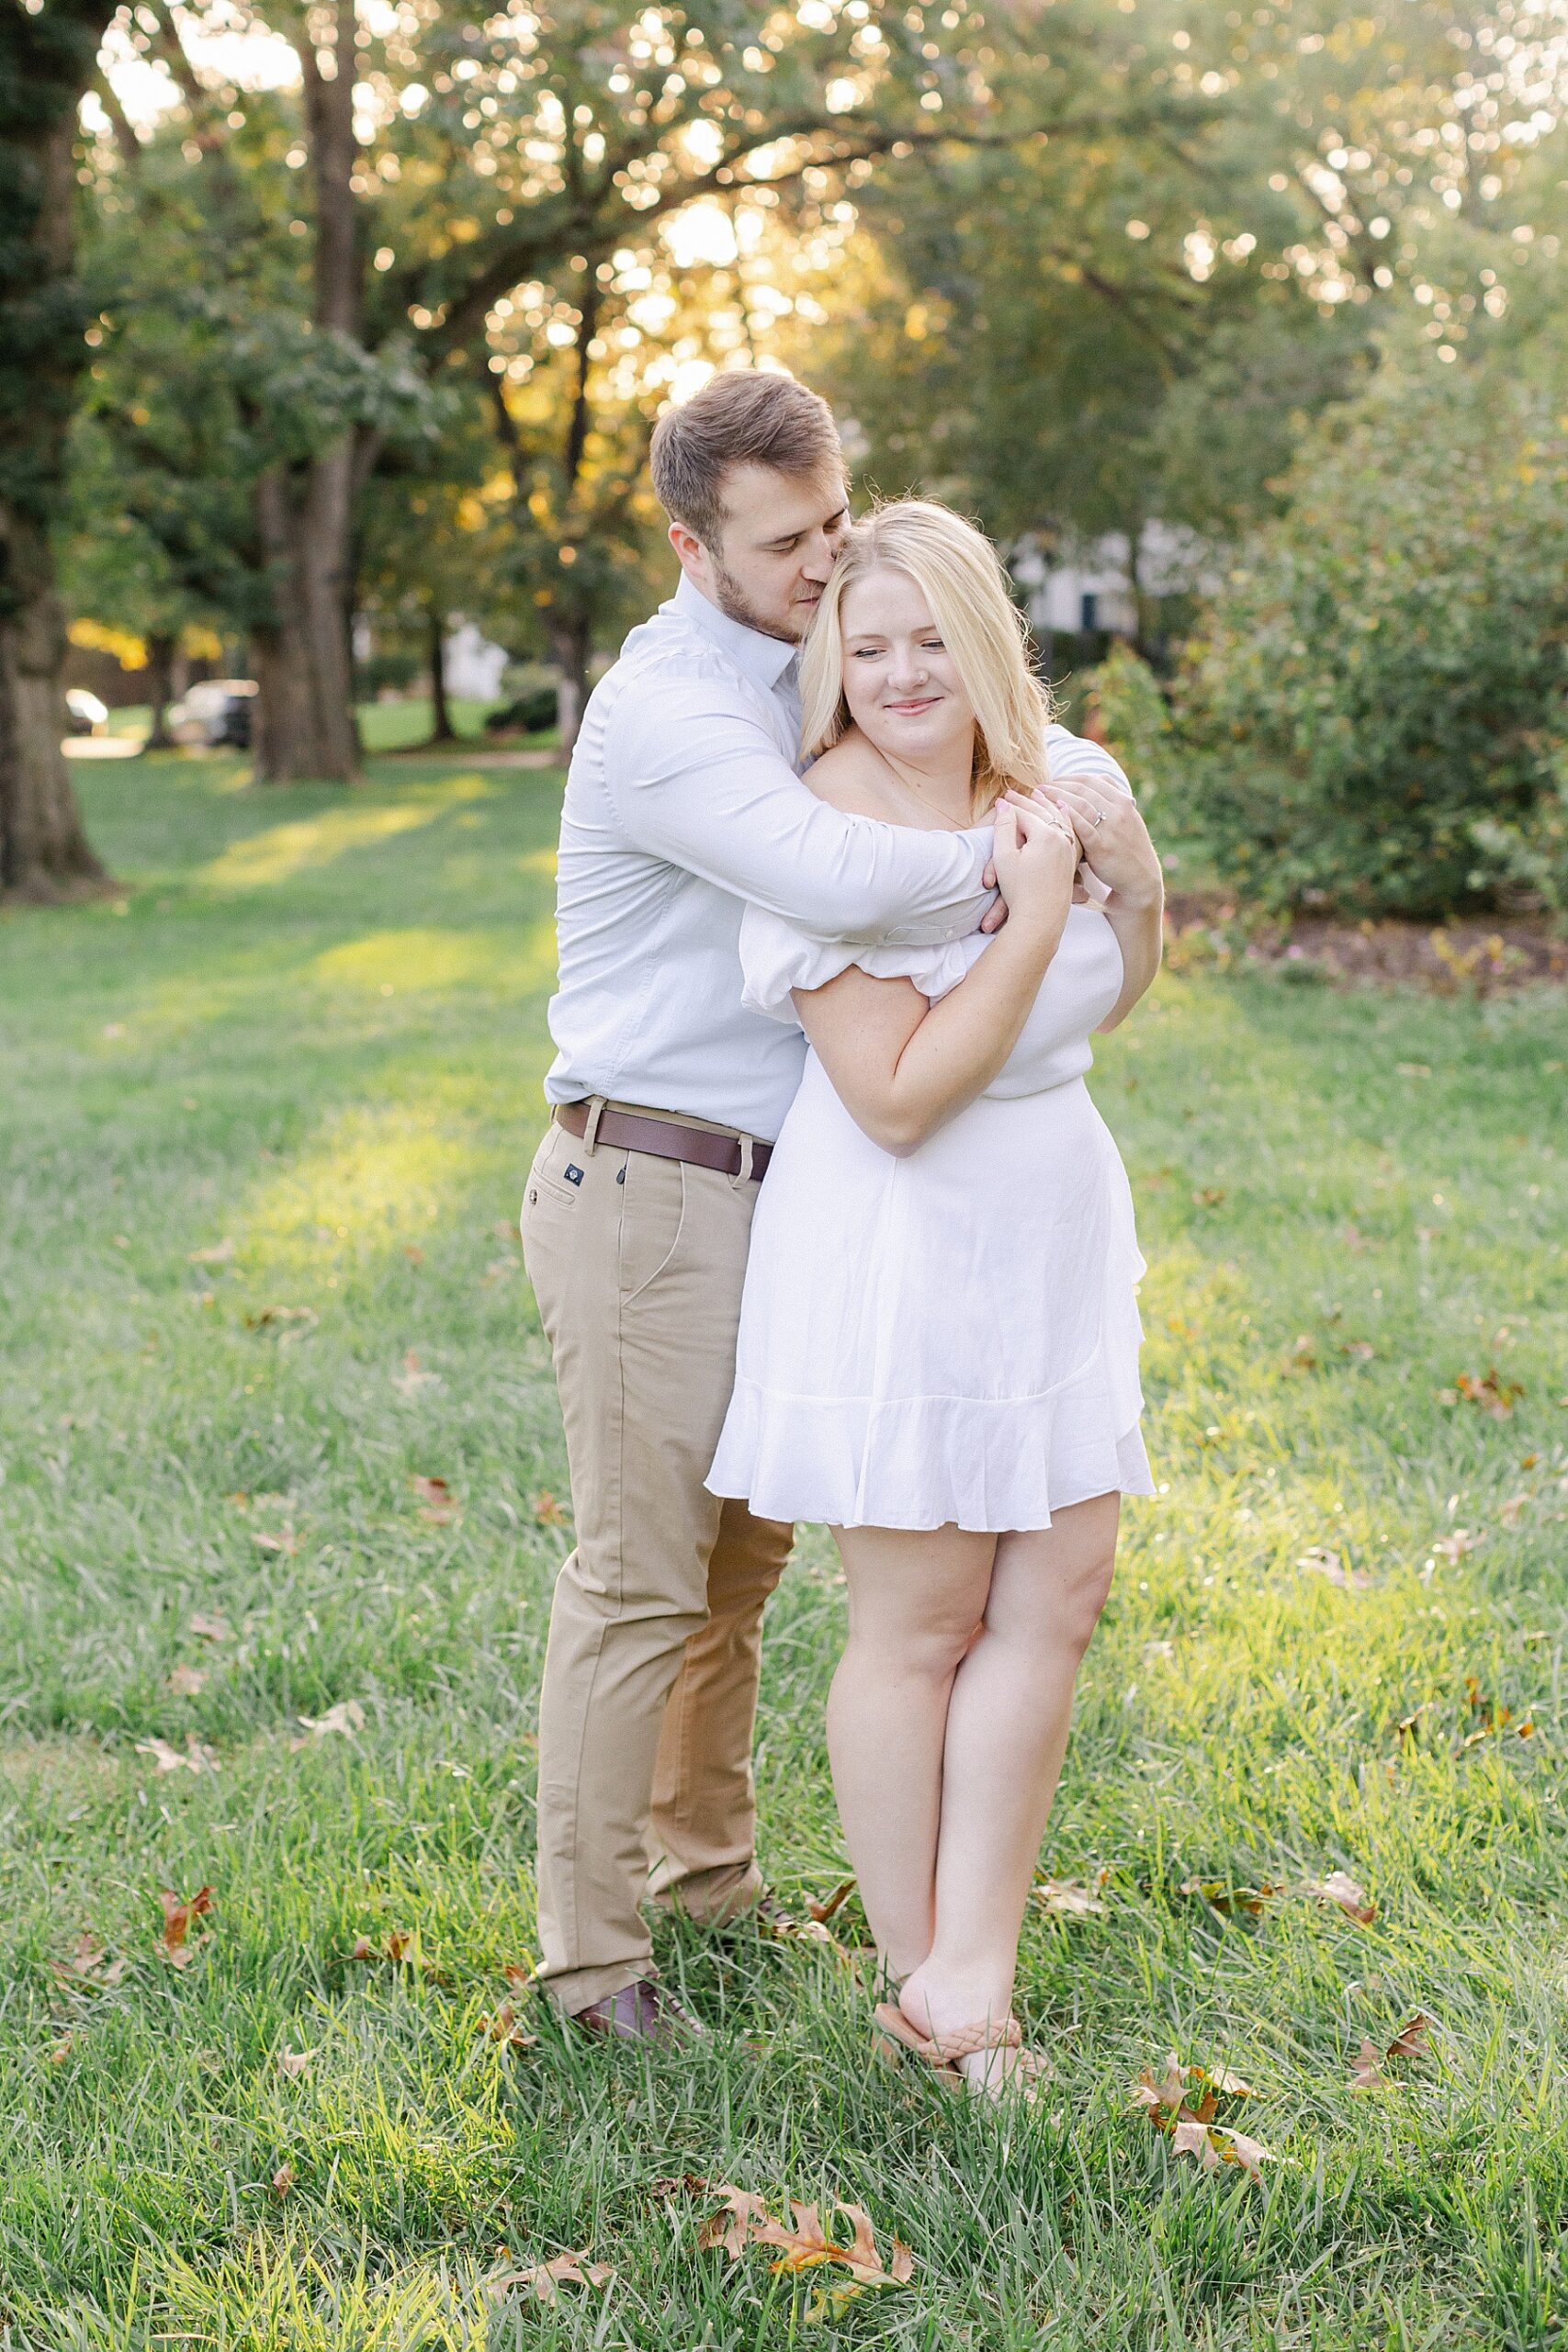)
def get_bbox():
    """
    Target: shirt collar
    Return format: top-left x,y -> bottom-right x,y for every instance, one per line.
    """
671,570 -> 800,695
